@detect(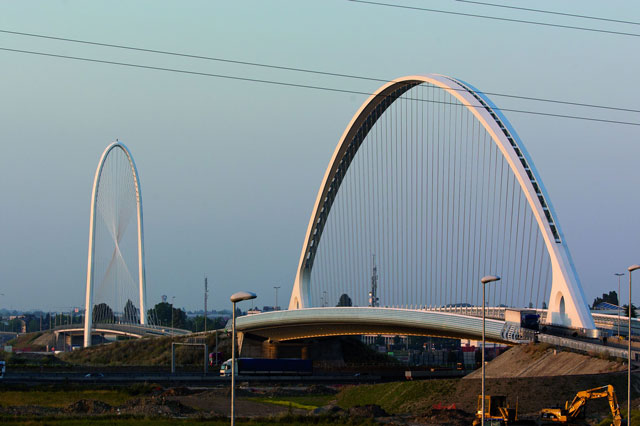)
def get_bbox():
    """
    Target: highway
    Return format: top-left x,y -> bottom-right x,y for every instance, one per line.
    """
0,369 -> 468,385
